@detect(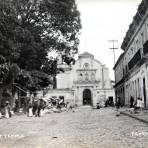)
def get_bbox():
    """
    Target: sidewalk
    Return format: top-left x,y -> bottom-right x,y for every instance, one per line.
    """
120,107 -> 148,124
